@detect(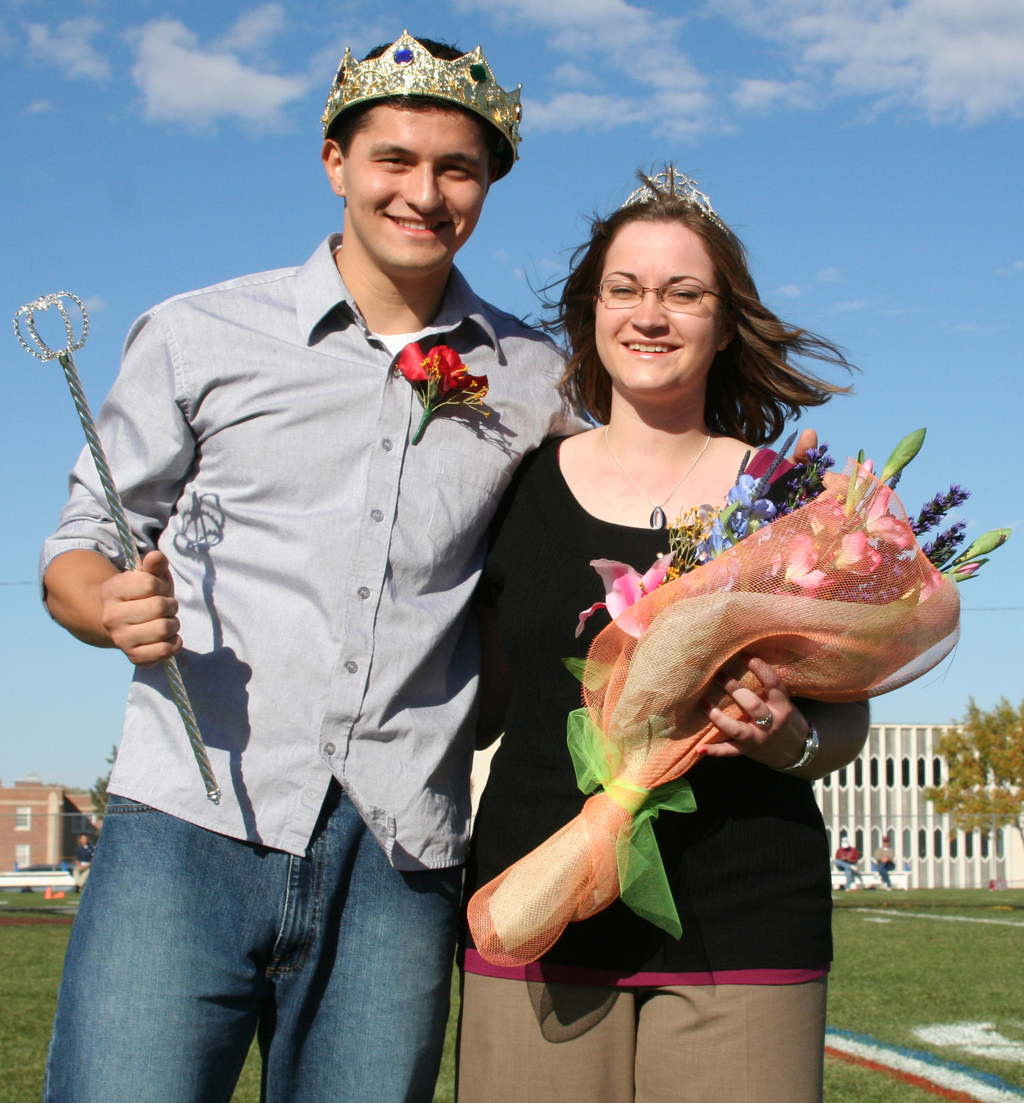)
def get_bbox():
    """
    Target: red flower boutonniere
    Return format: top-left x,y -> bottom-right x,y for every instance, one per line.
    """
396,342 -> 489,444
